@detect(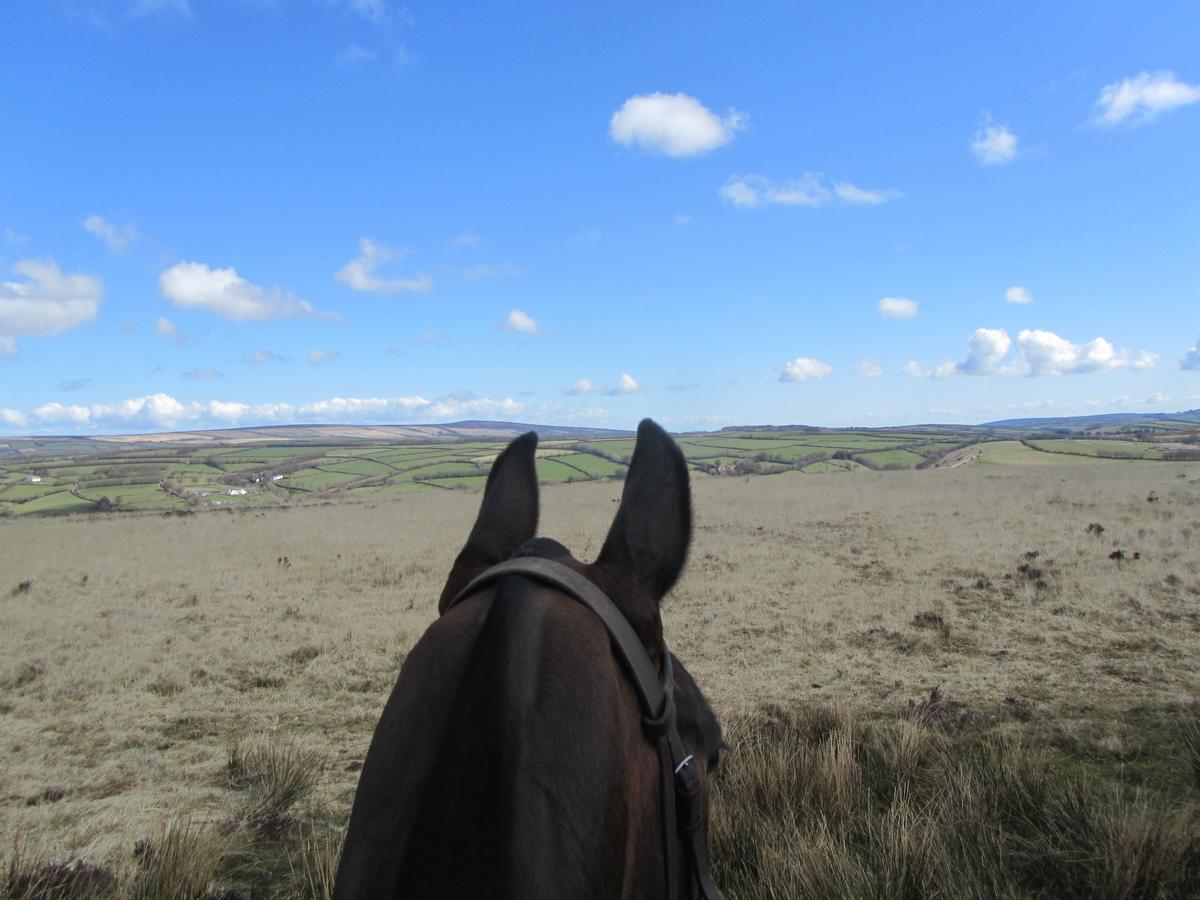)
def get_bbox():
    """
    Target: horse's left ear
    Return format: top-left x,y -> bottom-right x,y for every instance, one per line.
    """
595,419 -> 691,604
438,431 -> 539,612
